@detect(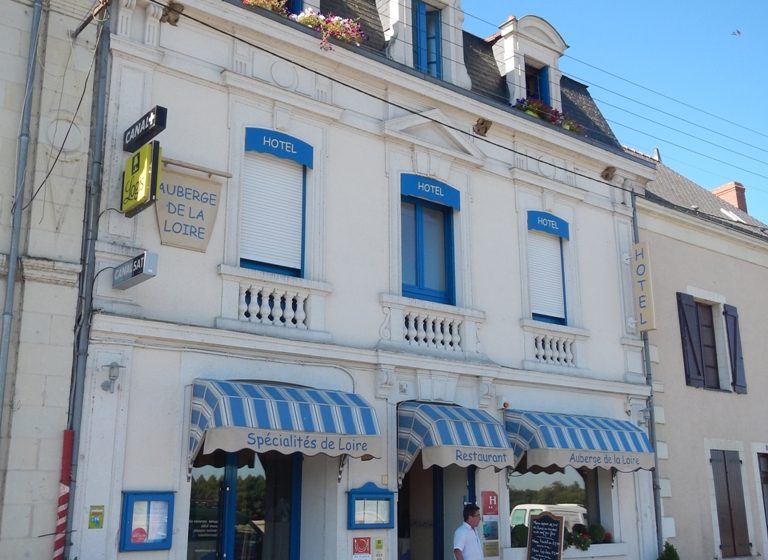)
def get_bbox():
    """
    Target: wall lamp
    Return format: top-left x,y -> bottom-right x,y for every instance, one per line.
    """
101,362 -> 125,393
